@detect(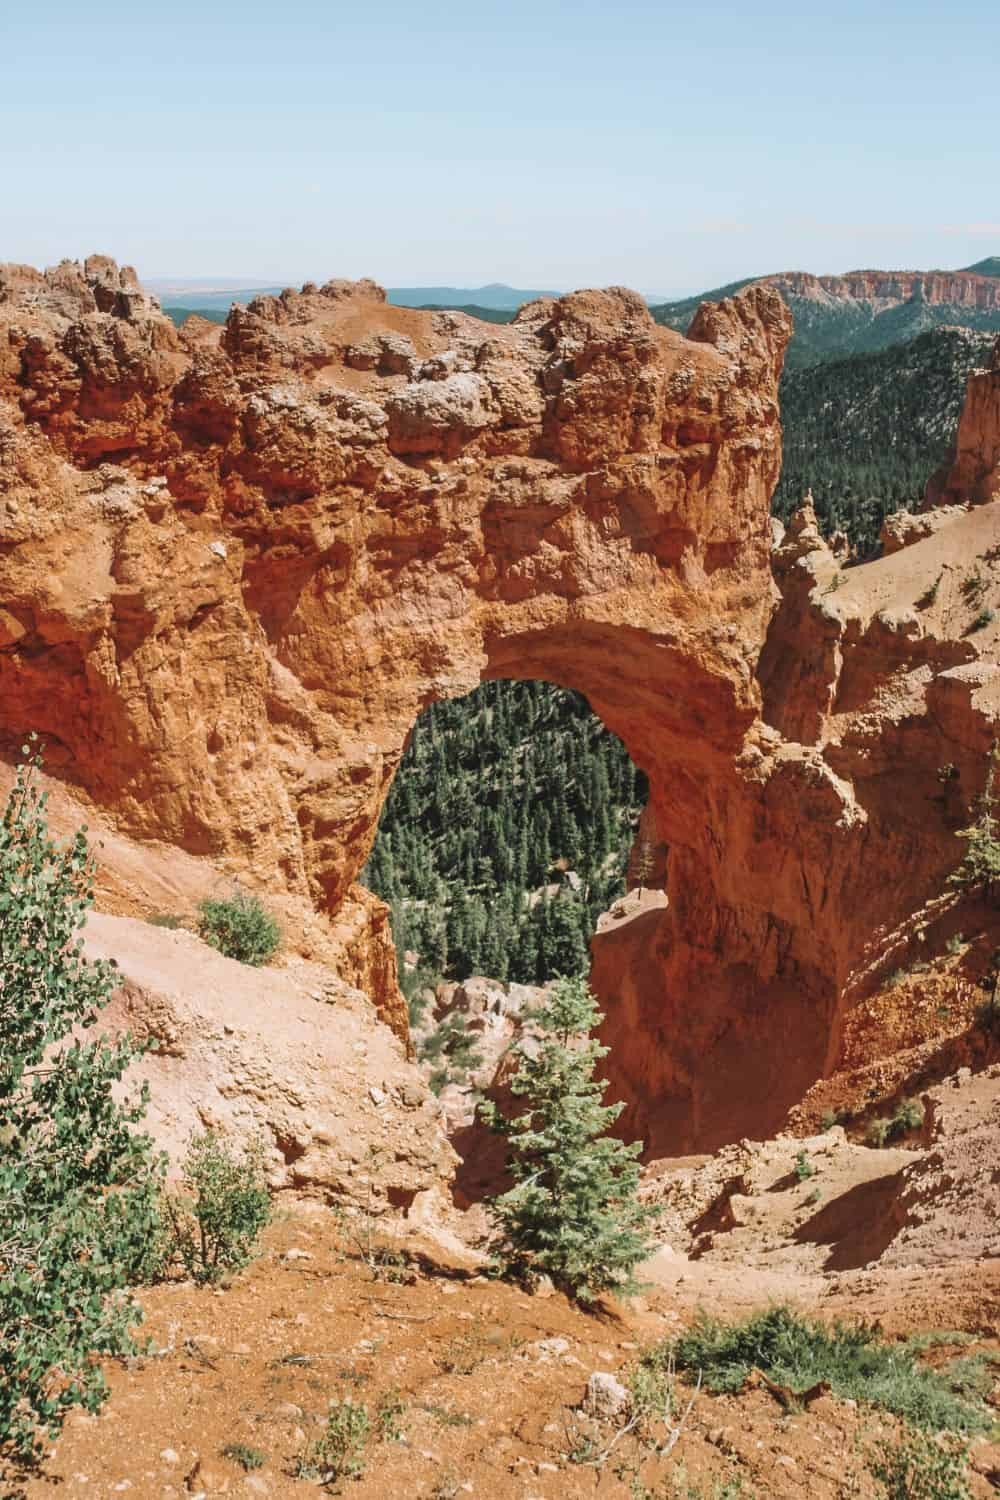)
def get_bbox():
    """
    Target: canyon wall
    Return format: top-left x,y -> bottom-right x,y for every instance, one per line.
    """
2,256 -> 999,1152
765,269 -> 1000,313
